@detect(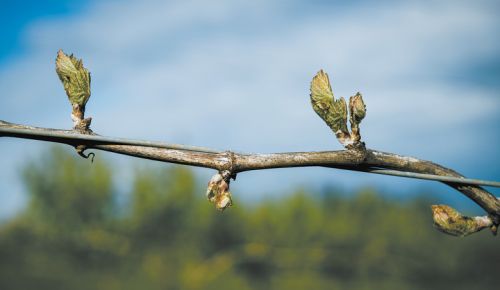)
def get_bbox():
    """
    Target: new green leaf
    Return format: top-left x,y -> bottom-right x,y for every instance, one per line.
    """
310,70 -> 348,137
55,49 -> 91,108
